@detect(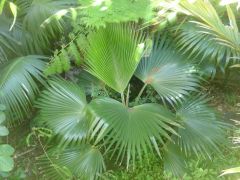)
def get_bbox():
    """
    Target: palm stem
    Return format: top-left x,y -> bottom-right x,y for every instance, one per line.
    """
134,83 -> 147,105
126,84 -> 130,107
121,92 -> 125,105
